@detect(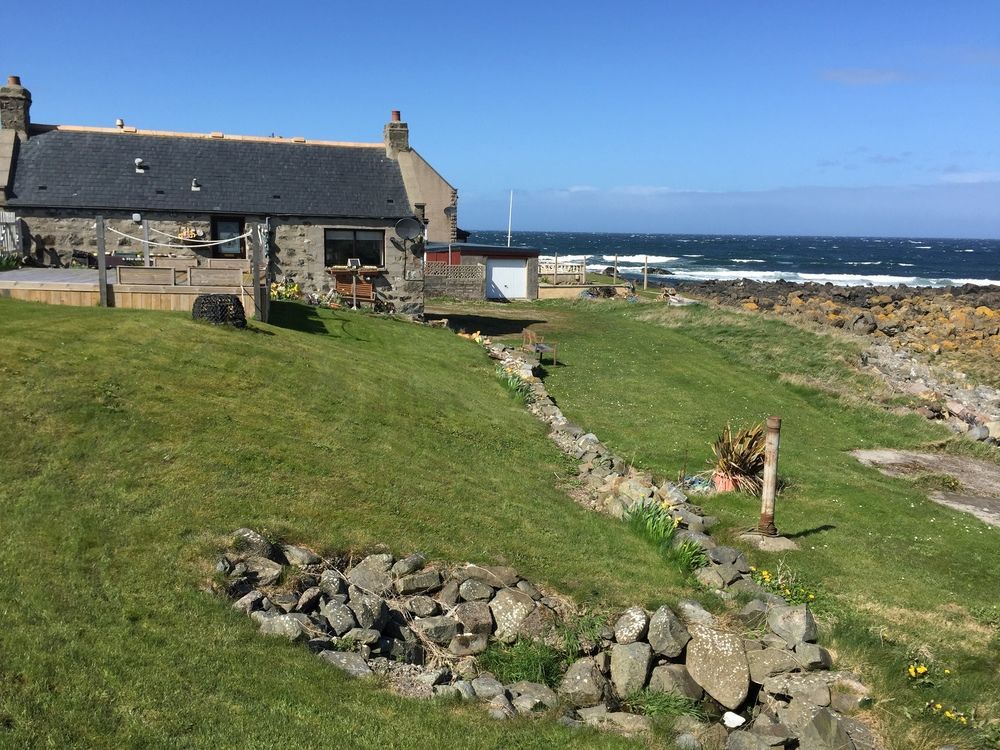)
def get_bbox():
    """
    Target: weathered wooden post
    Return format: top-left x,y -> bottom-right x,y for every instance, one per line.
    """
643,255 -> 648,290
554,252 -> 559,285
142,219 -> 151,266
758,416 -> 782,535
95,216 -> 109,307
